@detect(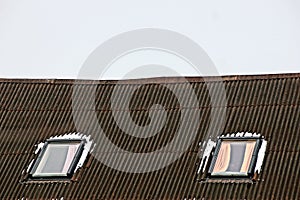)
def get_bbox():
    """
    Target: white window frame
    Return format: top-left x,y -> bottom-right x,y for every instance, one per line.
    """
29,139 -> 85,178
